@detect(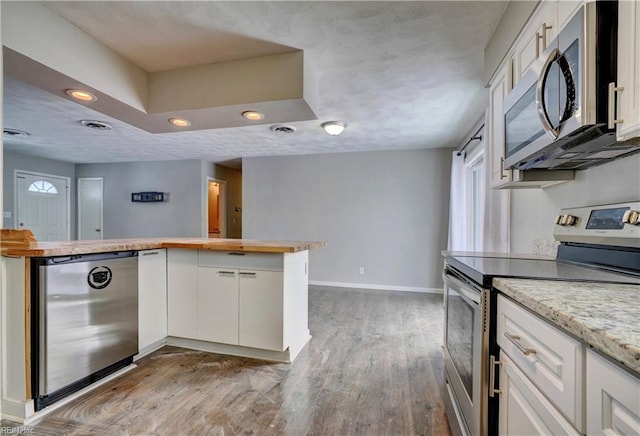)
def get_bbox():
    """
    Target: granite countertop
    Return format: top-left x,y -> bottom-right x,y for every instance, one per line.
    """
1,238 -> 327,257
493,278 -> 640,375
